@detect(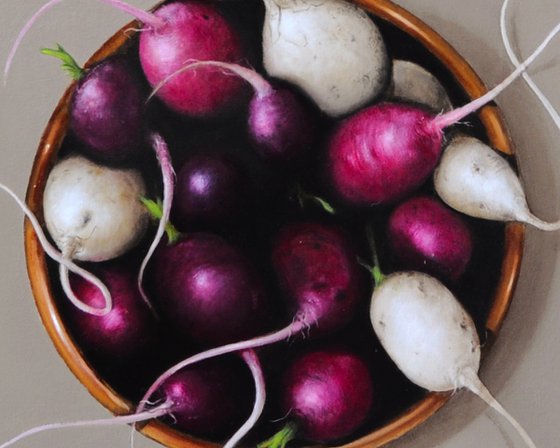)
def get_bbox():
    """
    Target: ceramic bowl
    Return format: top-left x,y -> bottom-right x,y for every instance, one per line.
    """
24,0 -> 524,446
